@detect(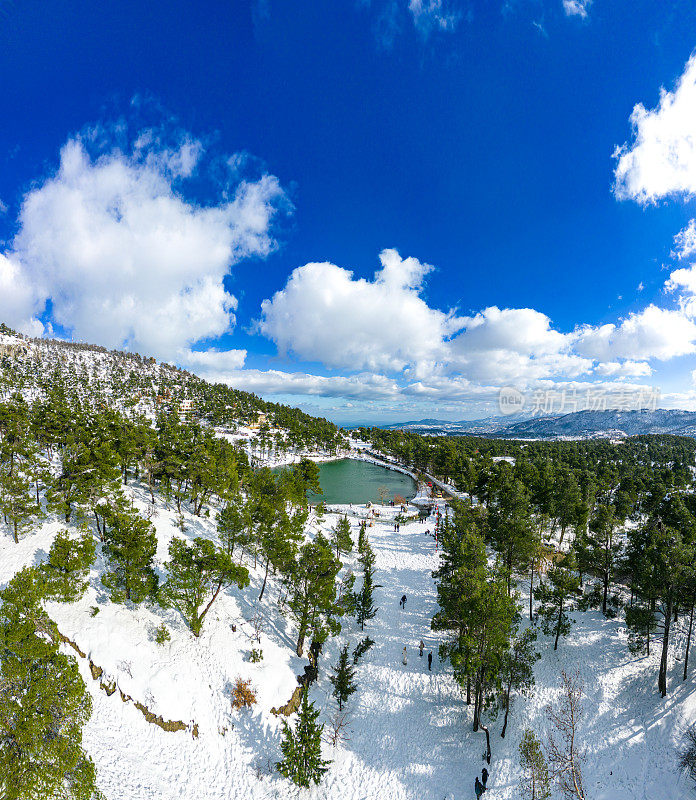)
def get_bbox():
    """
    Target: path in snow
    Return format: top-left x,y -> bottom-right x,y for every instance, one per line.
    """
308,505 -> 484,800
